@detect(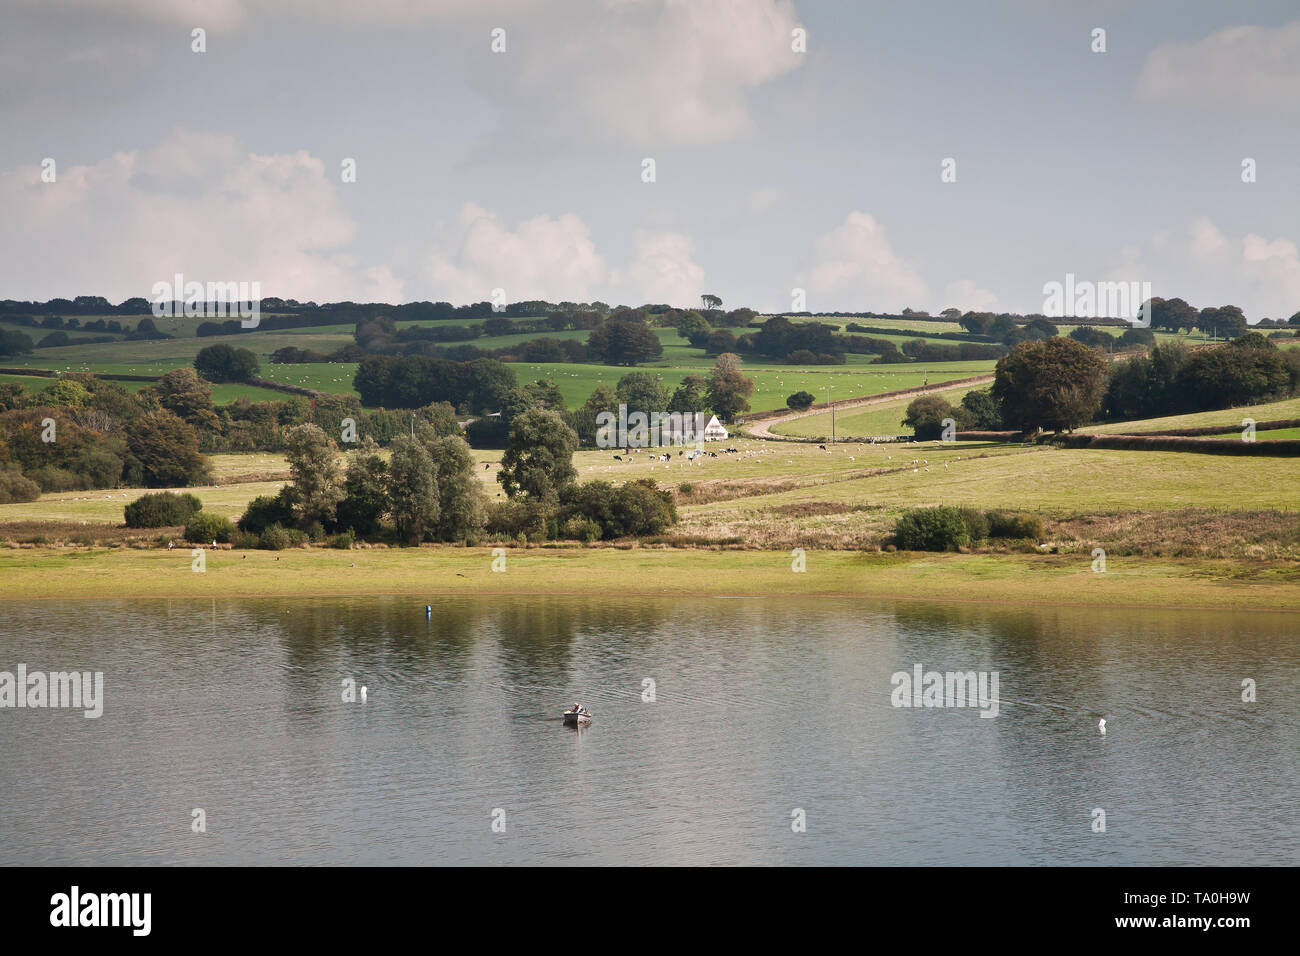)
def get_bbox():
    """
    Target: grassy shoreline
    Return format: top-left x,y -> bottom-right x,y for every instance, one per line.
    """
2,546 -> 1298,611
